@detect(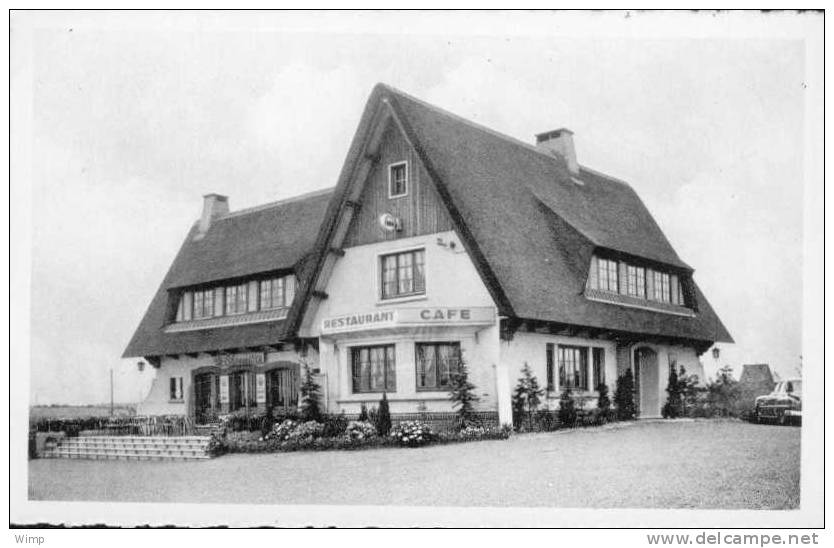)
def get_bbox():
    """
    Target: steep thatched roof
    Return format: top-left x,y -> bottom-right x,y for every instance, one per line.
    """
293,84 -> 732,346
123,190 -> 333,358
